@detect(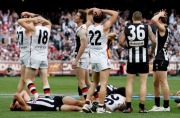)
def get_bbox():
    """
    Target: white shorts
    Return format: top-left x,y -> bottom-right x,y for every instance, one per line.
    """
27,57 -> 48,69
77,60 -> 89,70
76,53 -> 89,70
19,53 -> 30,66
91,59 -> 111,72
